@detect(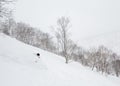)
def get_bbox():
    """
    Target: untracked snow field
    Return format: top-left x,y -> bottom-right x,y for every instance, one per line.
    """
0,33 -> 120,86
